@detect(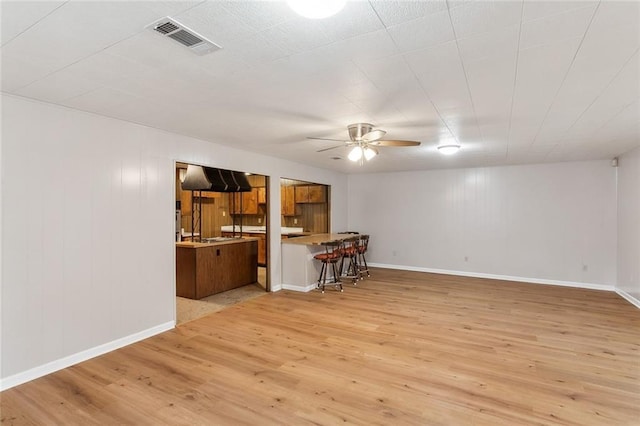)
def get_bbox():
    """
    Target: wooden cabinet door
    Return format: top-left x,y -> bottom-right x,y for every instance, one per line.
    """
180,189 -> 193,215
218,241 -> 258,291
231,190 -> 259,215
308,185 -> 326,203
196,246 -> 219,298
242,189 -> 258,214
295,186 -> 309,203
257,235 -> 266,266
257,187 -> 266,204
280,186 -> 288,215
281,186 -> 296,216
294,185 -> 326,203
